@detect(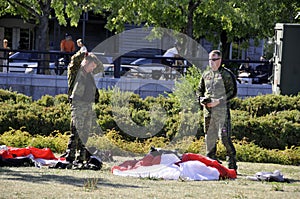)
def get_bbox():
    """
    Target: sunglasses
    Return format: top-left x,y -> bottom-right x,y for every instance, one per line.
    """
209,58 -> 221,61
